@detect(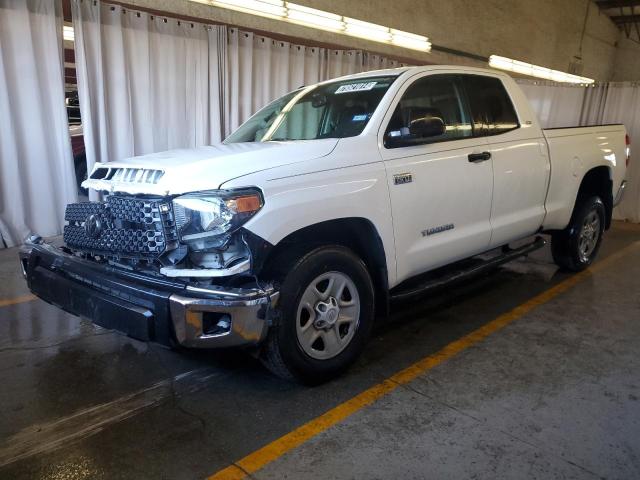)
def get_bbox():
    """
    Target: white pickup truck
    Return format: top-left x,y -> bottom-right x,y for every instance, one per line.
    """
20,66 -> 628,383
